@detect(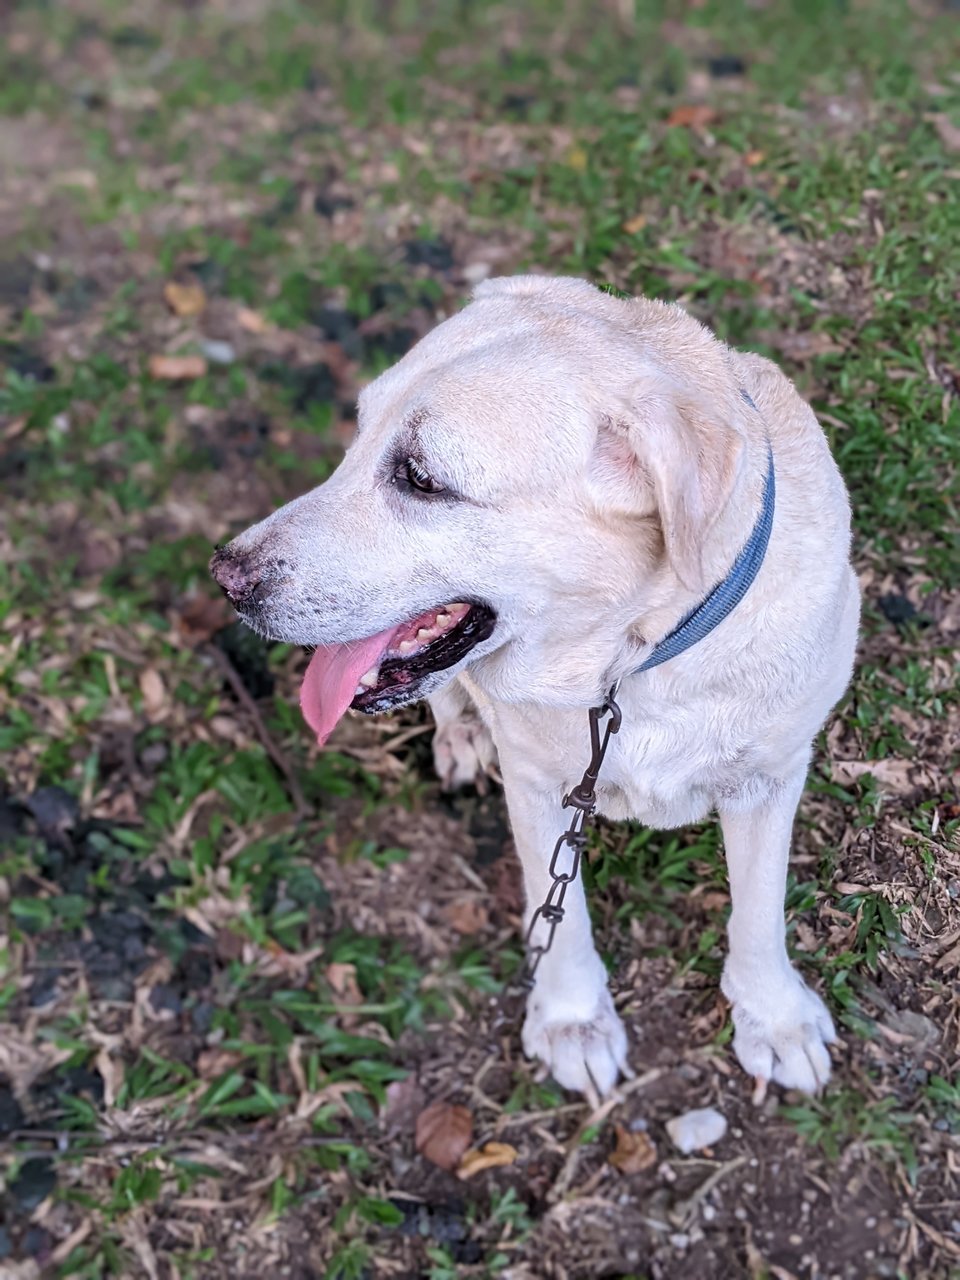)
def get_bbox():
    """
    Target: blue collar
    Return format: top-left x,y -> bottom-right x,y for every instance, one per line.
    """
633,446 -> 776,675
